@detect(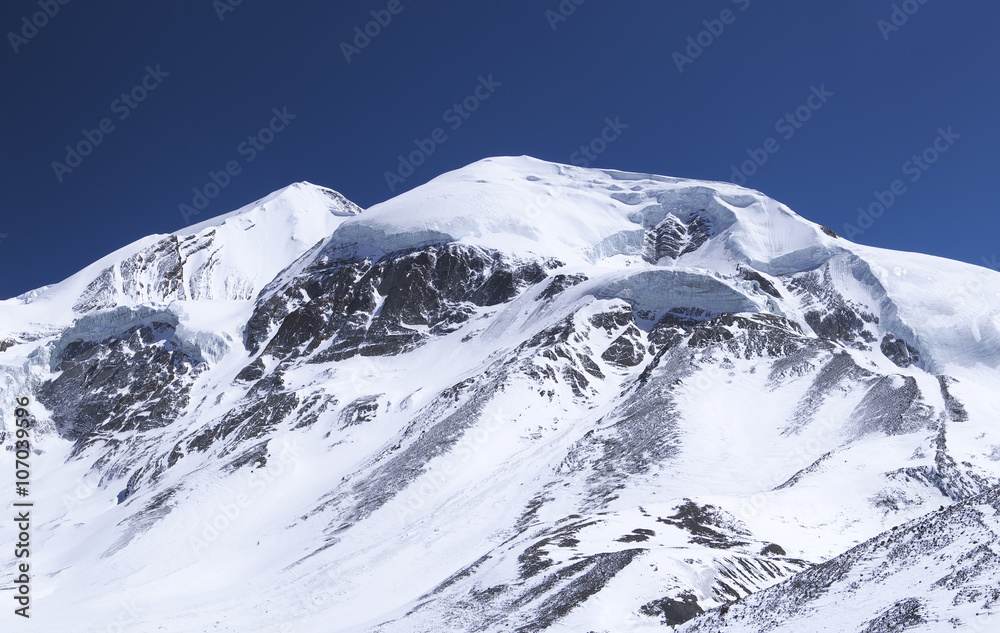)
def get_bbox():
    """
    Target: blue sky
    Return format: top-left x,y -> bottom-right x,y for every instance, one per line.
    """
2,1 -> 998,299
